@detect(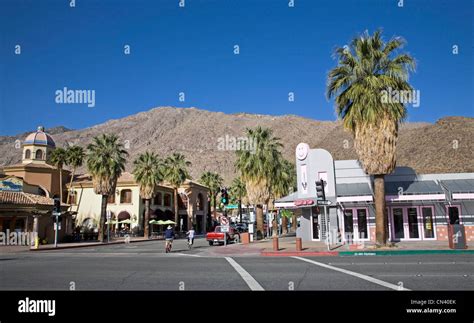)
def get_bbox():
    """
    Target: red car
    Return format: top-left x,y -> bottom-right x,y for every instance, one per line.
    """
206,226 -> 240,246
